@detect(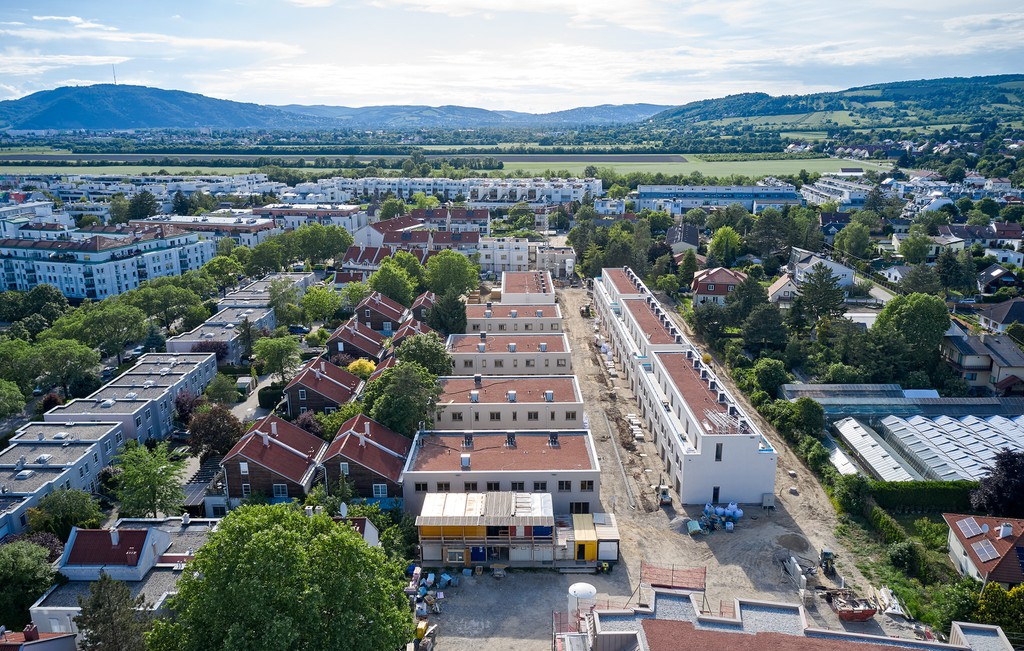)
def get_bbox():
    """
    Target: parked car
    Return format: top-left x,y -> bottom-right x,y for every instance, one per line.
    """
170,428 -> 190,441
32,386 -> 44,396
100,366 -> 115,378
288,324 -> 310,335
170,446 -> 190,461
